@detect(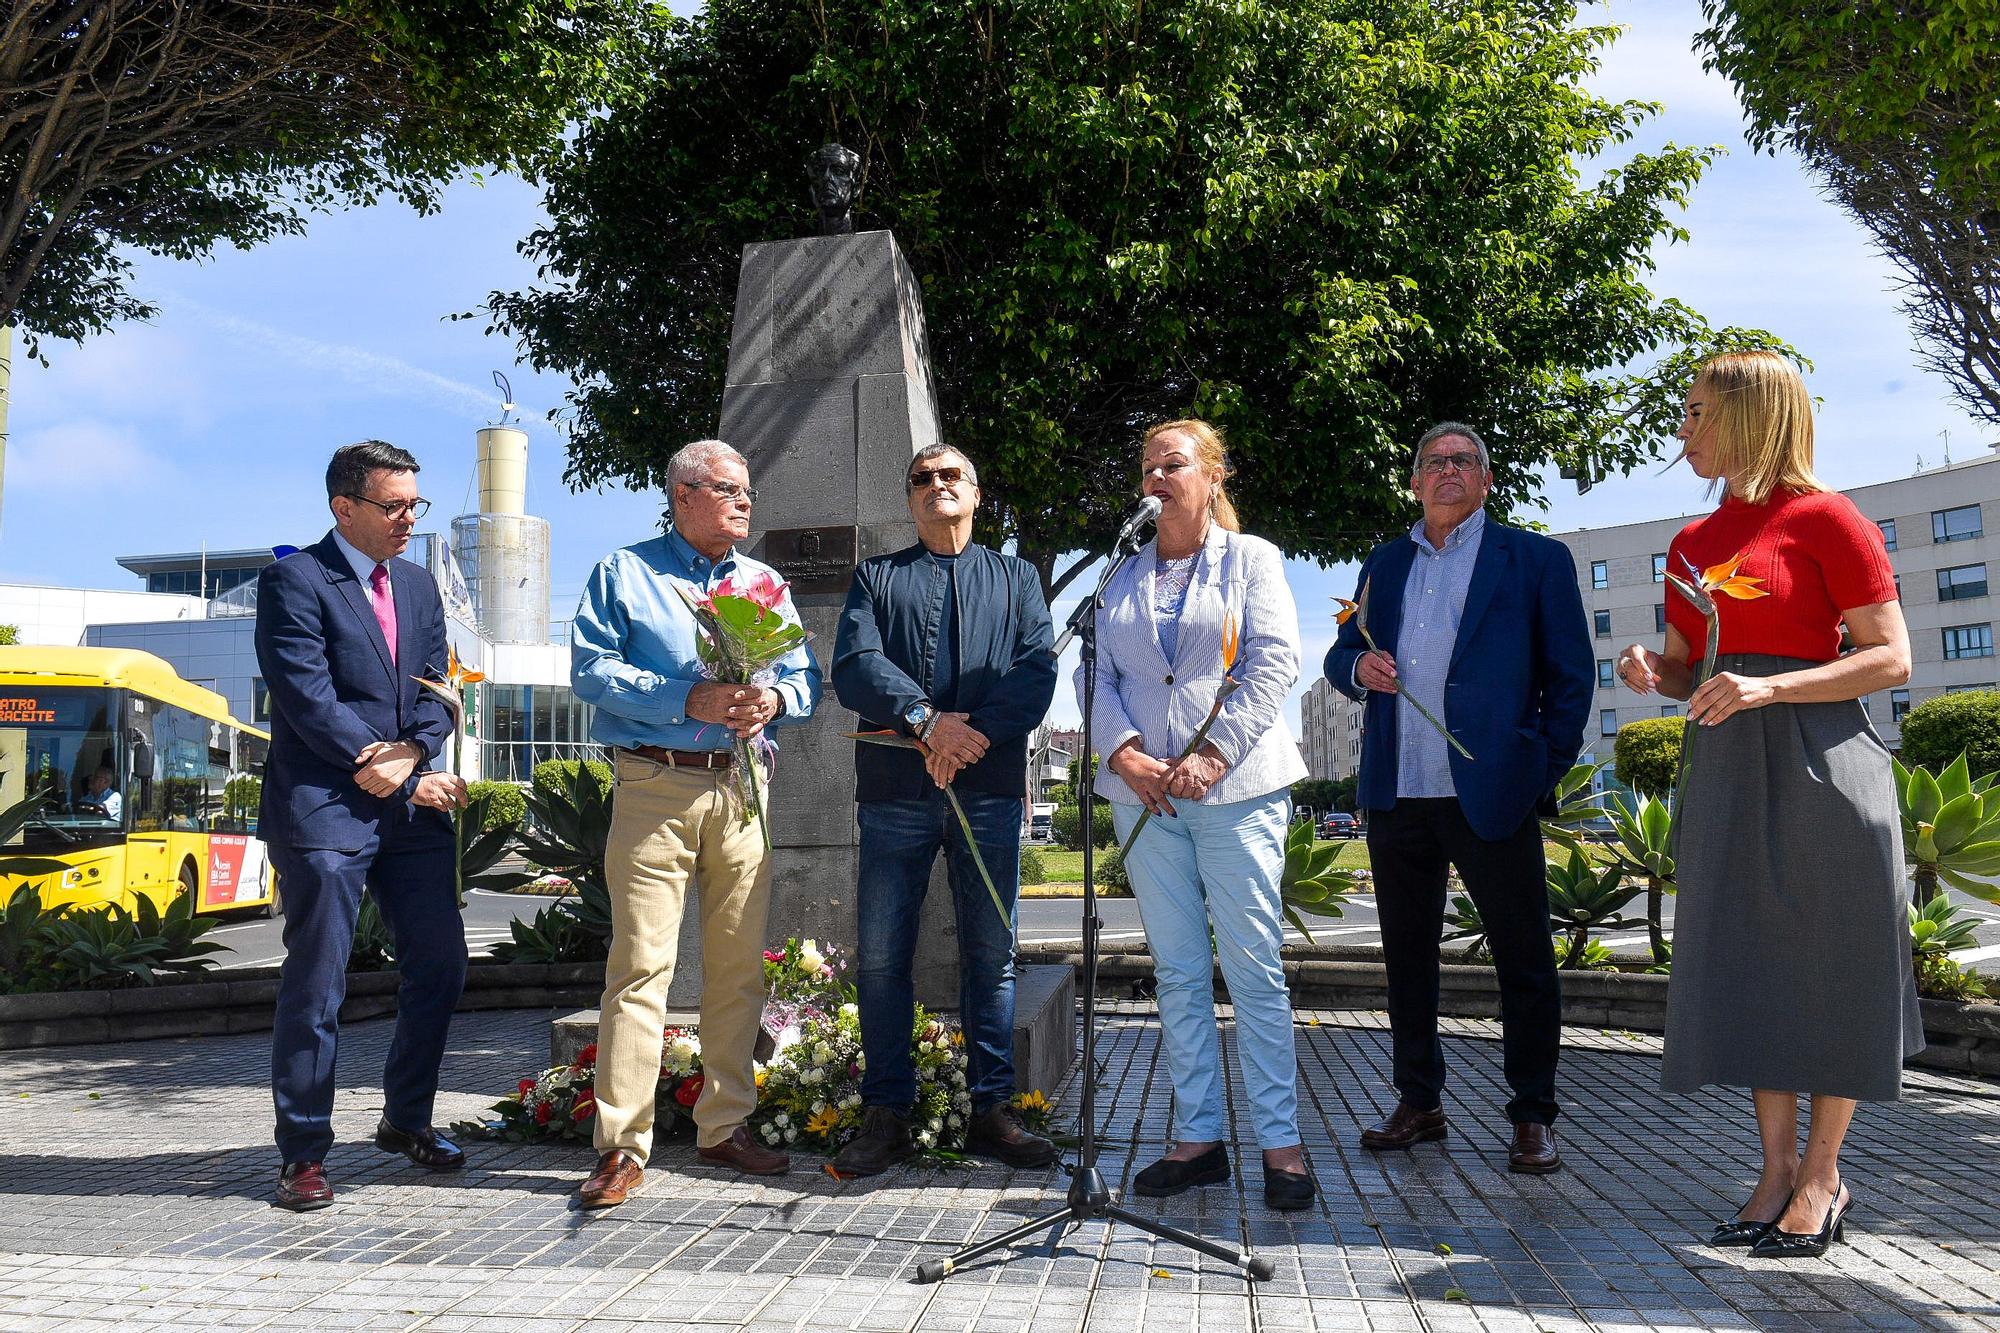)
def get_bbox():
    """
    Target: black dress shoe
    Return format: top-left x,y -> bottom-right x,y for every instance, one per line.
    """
1133,1143 -> 1230,1197
1750,1187 -> 1852,1259
374,1118 -> 467,1171
1263,1164 -> 1315,1211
